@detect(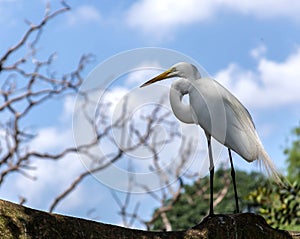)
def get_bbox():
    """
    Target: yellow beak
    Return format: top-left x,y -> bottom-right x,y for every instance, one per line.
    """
140,69 -> 173,88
